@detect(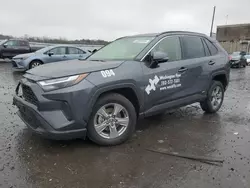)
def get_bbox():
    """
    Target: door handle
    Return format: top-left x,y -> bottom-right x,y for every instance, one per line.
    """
208,60 -> 215,65
63,55 -> 67,58
178,67 -> 188,73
